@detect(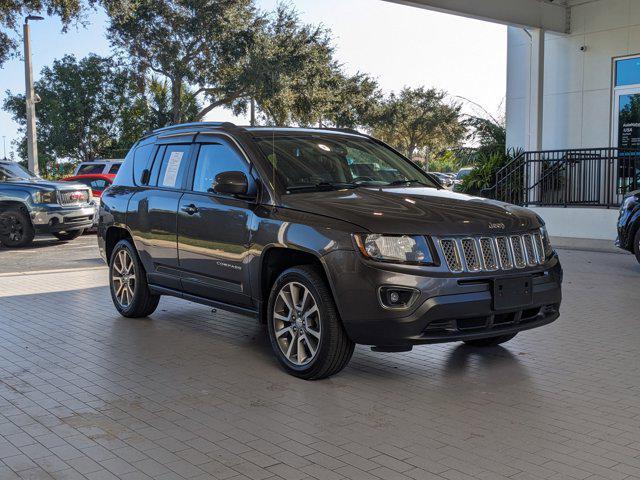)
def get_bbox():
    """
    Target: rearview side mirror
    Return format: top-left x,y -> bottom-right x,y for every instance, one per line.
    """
212,171 -> 252,197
